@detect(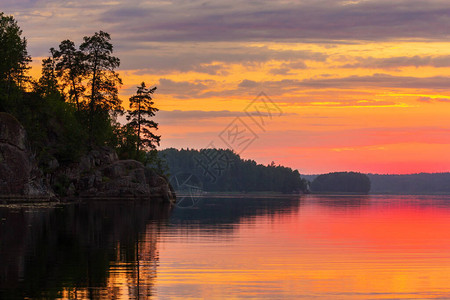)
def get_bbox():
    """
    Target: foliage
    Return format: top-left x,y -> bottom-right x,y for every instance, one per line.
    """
33,56 -> 61,99
80,31 -> 122,111
0,12 -> 31,111
0,13 -> 124,166
0,12 -> 166,184
79,31 -> 122,145
52,40 -> 85,110
311,172 -> 371,194
160,148 -> 309,193
127,82 -> 160,153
